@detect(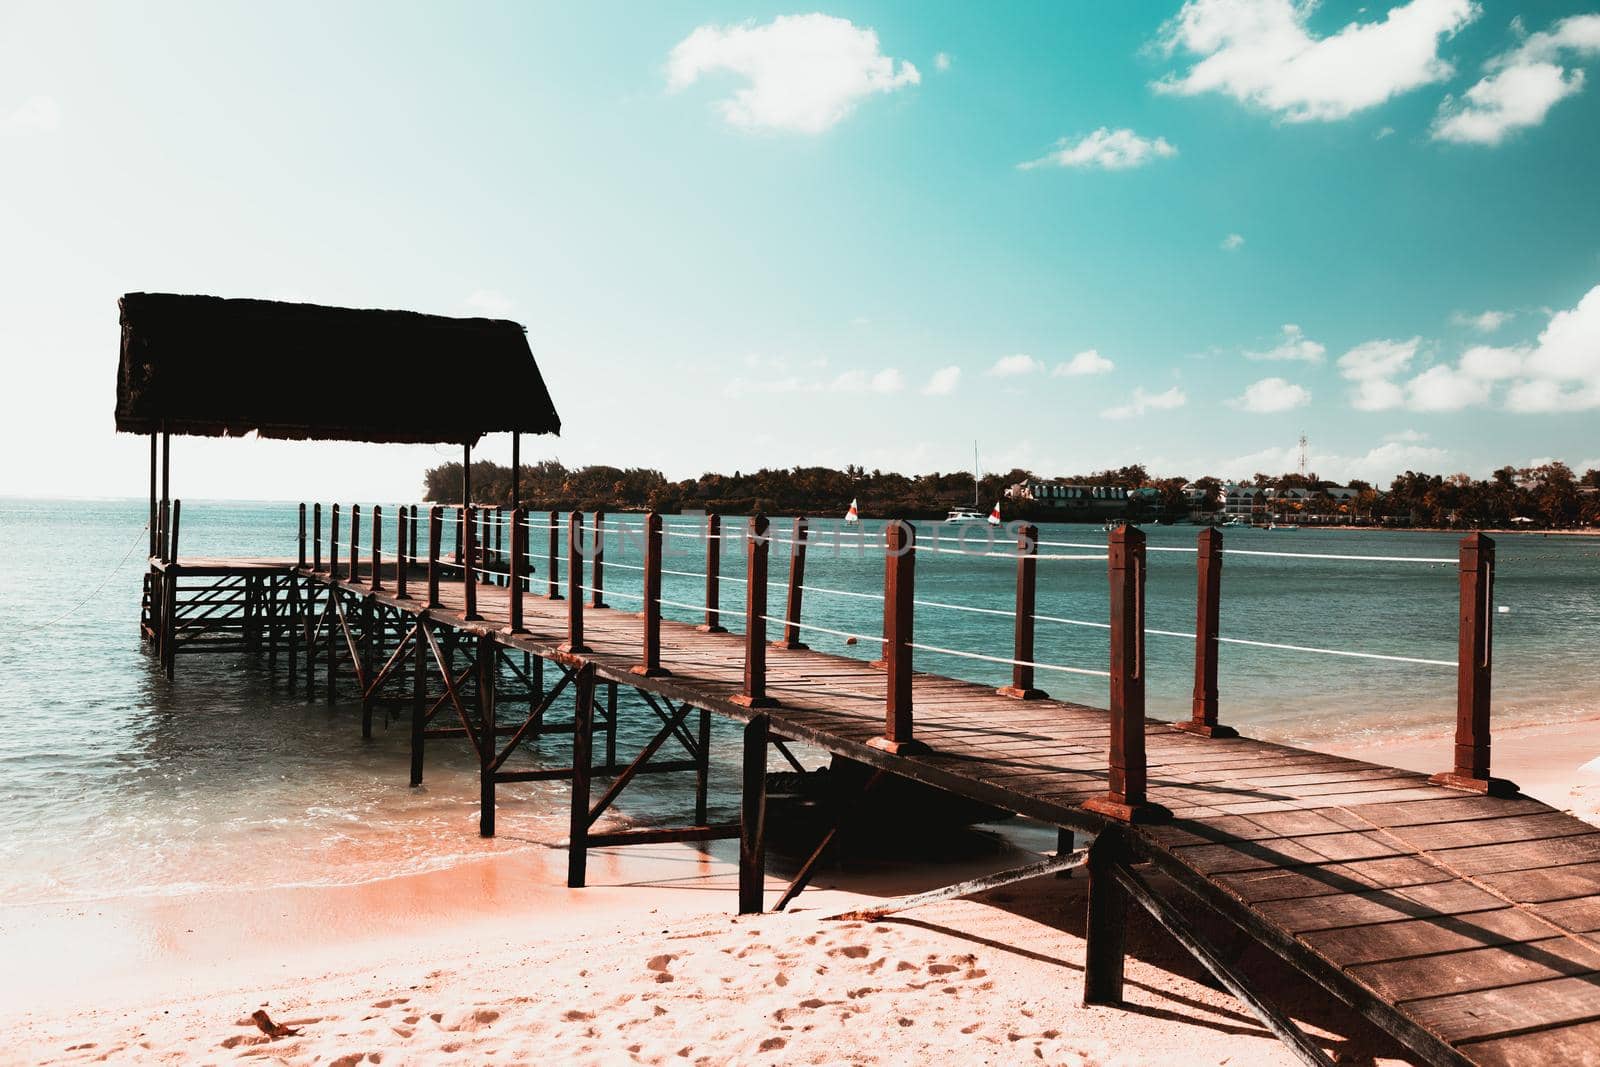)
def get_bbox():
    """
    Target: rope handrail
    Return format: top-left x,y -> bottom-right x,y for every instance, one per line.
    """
1222,548 -> 1457,564
758,615 -> 878,645
915,544 -> 1107,561
798,584 -> 882,602
1141,626 -> 1458,667
906,641 -> 1111,679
